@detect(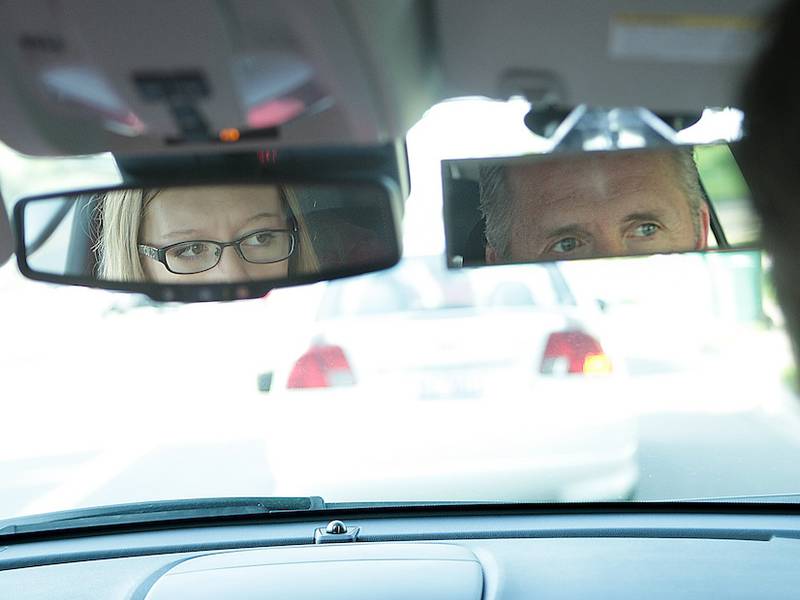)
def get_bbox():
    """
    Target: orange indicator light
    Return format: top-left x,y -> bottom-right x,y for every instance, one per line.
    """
219,128 -> 241,142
